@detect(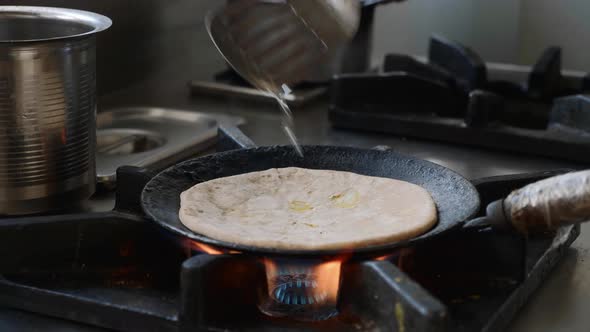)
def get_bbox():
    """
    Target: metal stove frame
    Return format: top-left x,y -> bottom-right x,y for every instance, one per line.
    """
0,127 -> 580,332
329,36 -> 590,164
